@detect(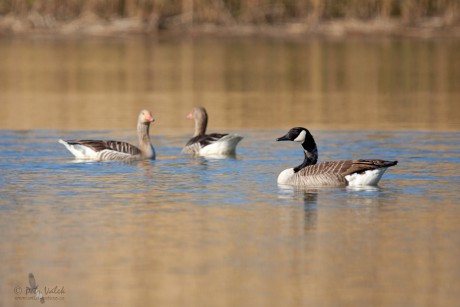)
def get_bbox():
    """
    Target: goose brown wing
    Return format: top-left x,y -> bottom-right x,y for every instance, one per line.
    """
297,160 -> 354,177
298,159 -> 398,177
341,159 -> 398,176
66,140 -> 141,155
